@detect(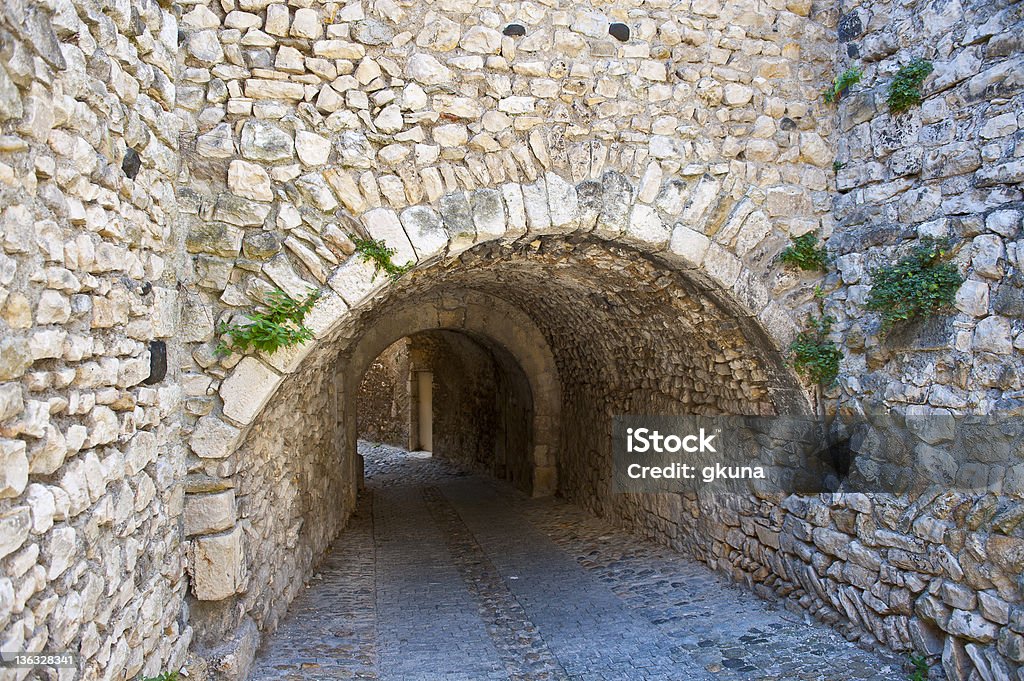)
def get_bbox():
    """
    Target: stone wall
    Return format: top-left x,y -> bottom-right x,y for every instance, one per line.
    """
0,0 -> 190,678
1,0 -> 1021,677
356,338 -> 409,448
817,0 -> 1024,676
